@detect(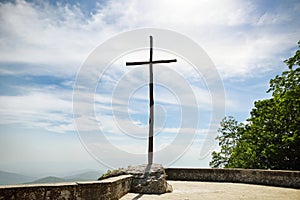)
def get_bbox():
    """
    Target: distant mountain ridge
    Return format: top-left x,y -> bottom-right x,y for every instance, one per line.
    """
63,171 -> 102,181
0,171 -> 36,185
27,176 -> 67,184
0,170 -> 103,185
